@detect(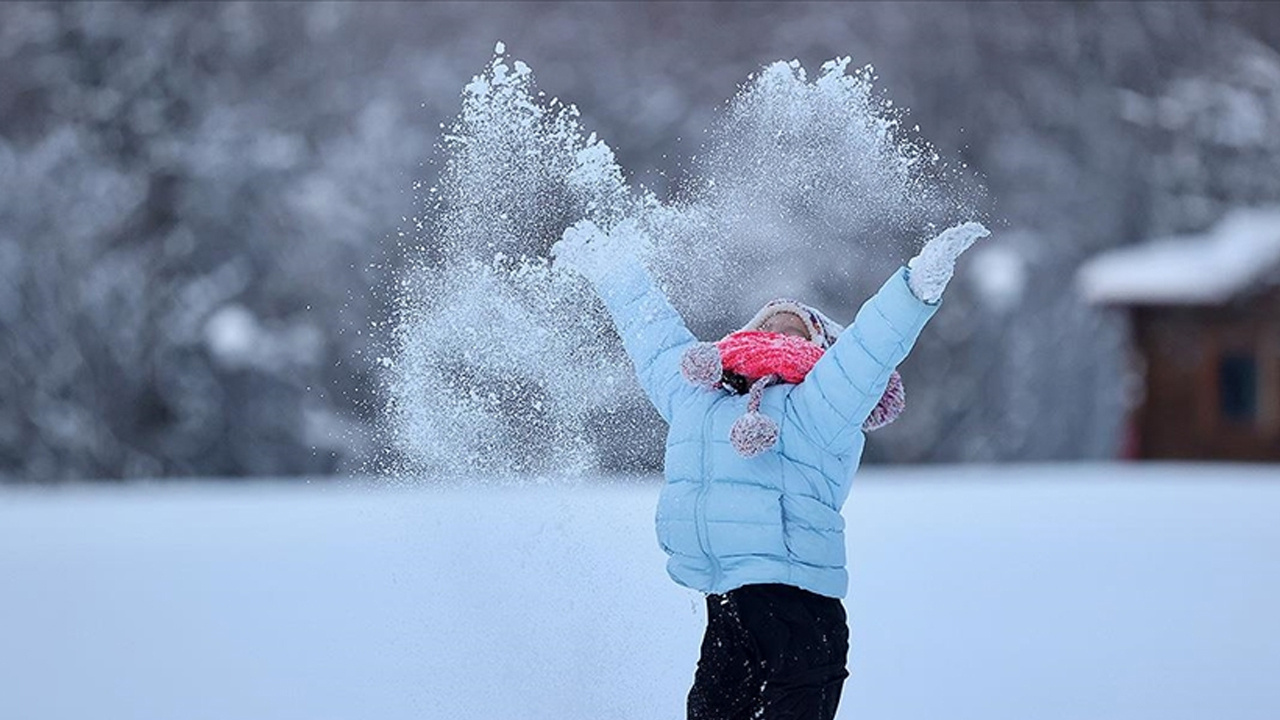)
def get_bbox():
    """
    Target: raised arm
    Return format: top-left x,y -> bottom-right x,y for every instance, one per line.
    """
551,220 -> 701,423
785,222 -> 989,454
